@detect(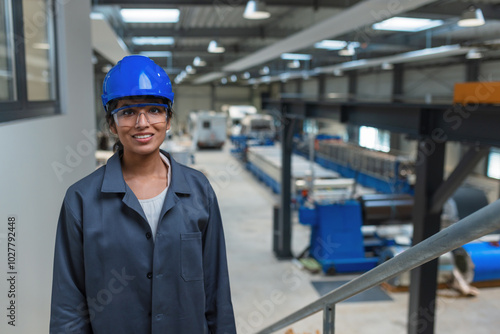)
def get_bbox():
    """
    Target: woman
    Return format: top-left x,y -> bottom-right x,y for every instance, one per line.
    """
50,55 -> 236,334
